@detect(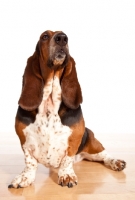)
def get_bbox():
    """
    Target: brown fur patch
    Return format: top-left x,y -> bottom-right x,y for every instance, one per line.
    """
81,129 -> 105,154
61,57 -> 83,109
67,117 -> 85,156
18,53 -> 44,111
